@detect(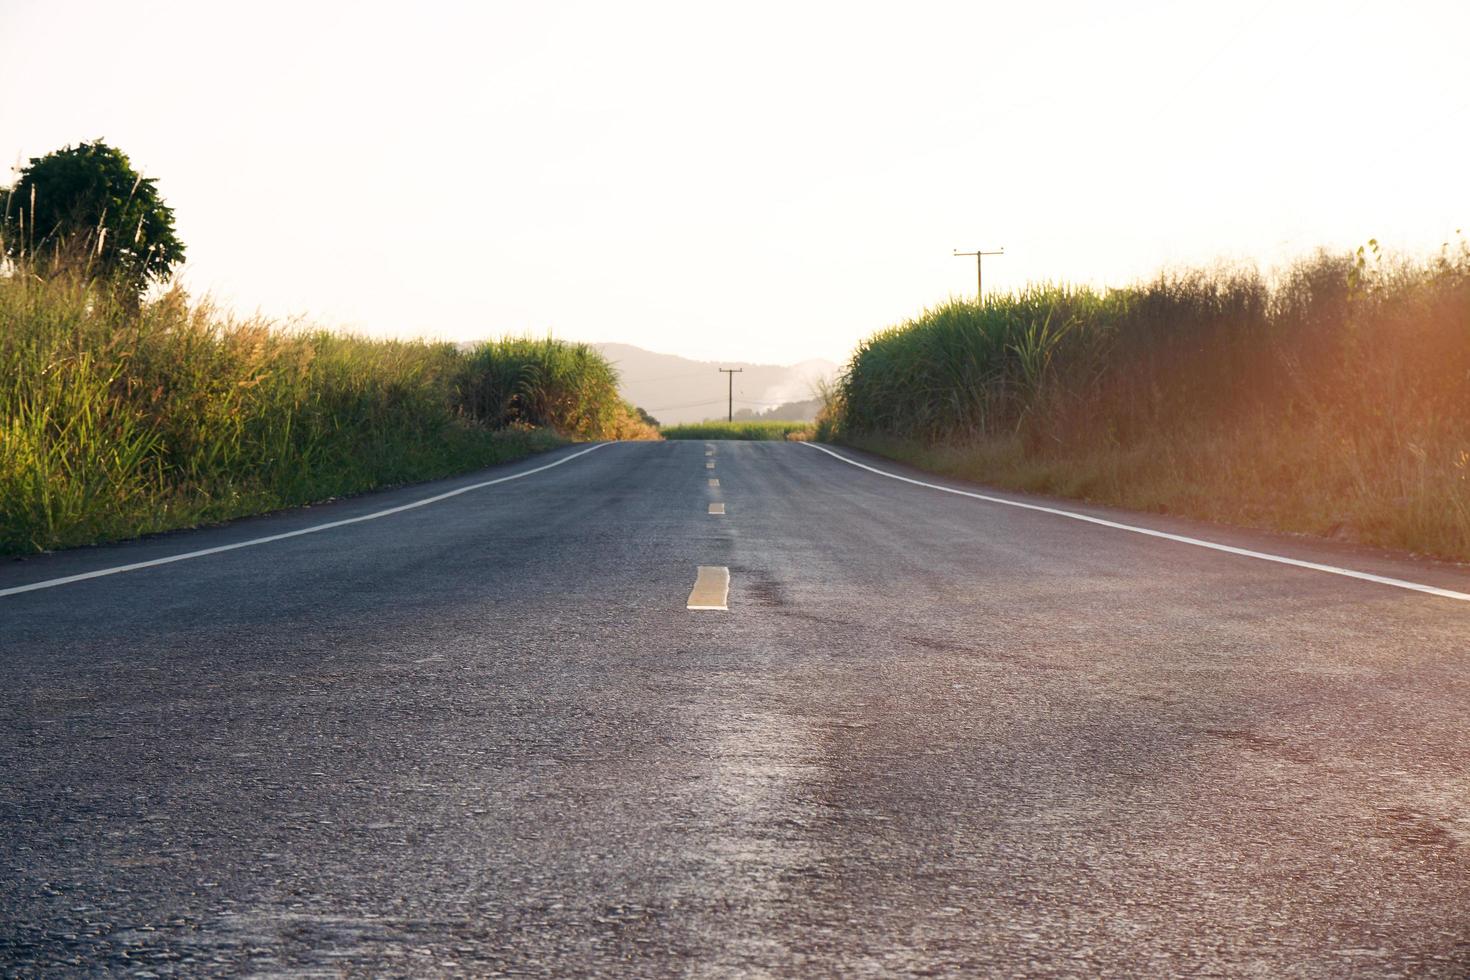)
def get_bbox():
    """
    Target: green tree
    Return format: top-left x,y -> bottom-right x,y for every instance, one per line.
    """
2,140 -> 185,289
